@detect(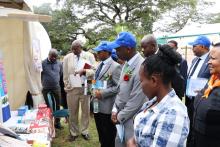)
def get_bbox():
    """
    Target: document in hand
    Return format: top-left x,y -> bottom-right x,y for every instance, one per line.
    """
69,74 -> 82,87
116,124 -> 124,143
186,78 -> 208,97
